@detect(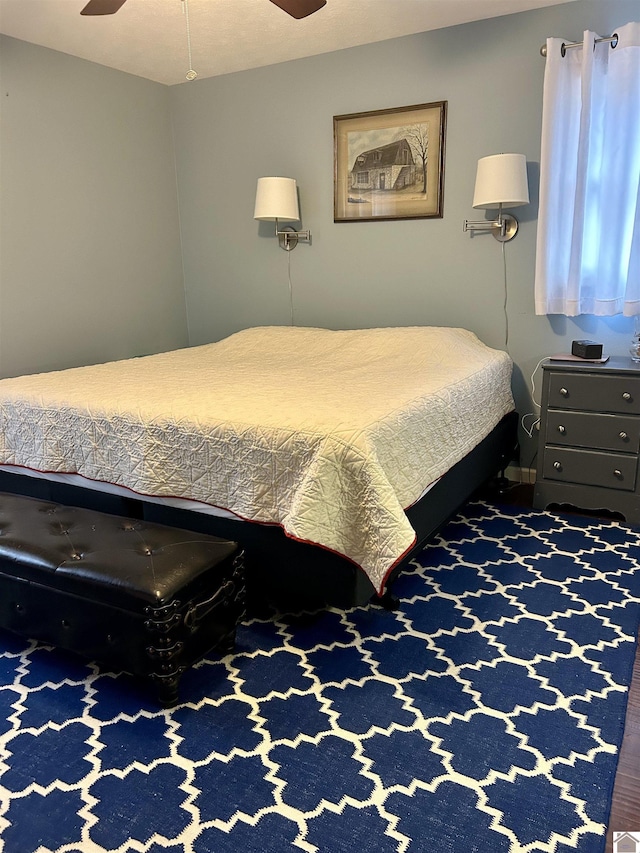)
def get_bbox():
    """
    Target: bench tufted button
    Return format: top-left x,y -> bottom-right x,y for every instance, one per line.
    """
71,552 -> 83,561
